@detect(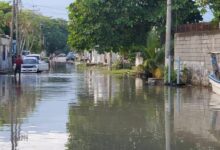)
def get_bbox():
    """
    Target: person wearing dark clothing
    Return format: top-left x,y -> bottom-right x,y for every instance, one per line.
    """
14,55 -> 23,78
